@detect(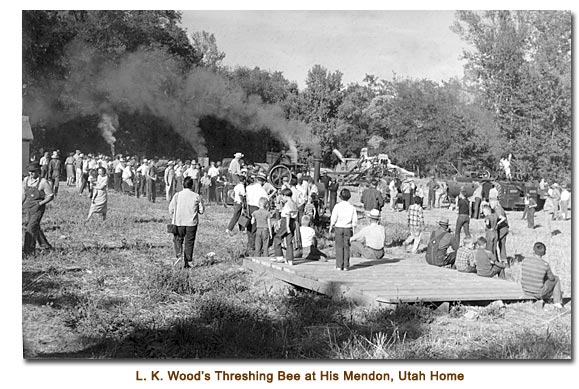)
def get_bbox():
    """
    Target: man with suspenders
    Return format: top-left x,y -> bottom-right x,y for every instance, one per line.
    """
22,162 -> 54,255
